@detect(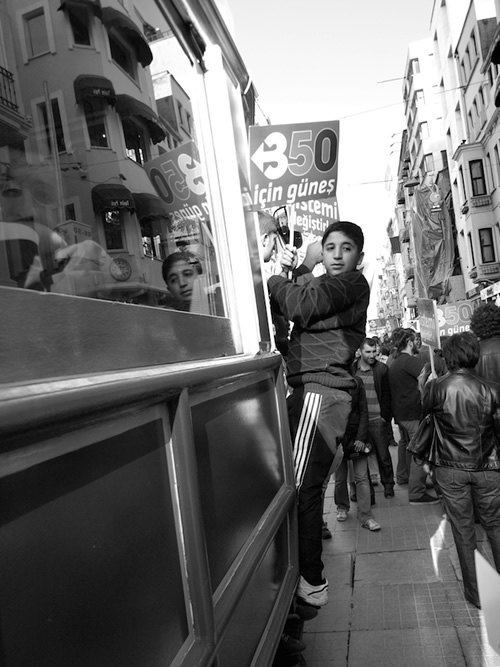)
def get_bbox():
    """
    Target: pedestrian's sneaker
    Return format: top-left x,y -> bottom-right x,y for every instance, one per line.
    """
384,485 -> 395,498
409,493 -> 440,506
362,518 -> 381,531
296,575 -> 329,607
322,520 -> 332,539
336,508 -> 348,522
